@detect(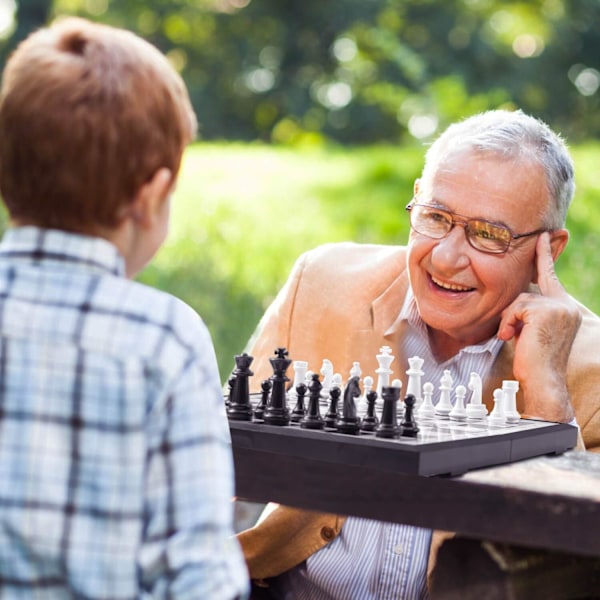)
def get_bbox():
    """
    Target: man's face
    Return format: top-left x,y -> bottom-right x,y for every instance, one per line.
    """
407,151 -> 550,350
